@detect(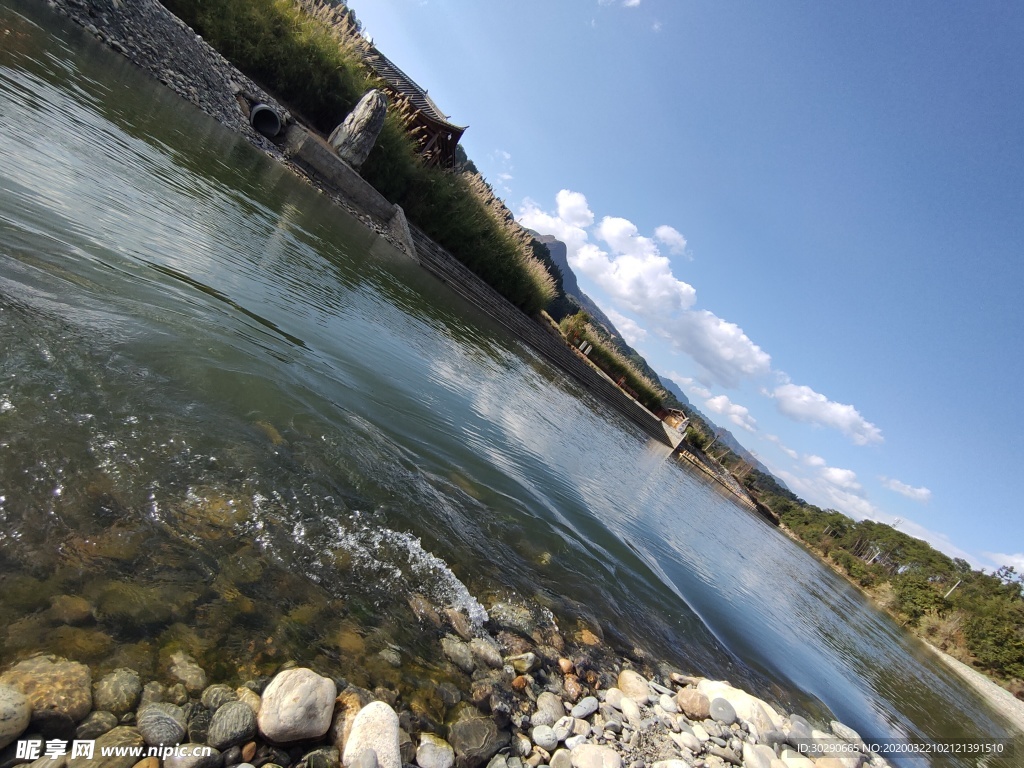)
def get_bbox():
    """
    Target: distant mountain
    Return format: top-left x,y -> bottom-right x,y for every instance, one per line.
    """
533,234 -> 579,298
661,378 -> 691,408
